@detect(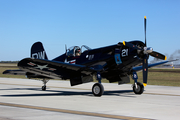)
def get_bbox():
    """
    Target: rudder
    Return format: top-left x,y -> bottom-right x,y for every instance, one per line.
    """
31,42 -> 48,60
